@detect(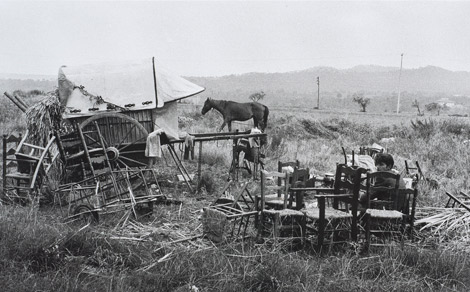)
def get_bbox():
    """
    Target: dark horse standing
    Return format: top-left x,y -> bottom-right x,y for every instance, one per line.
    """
201,98 -> 269,132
